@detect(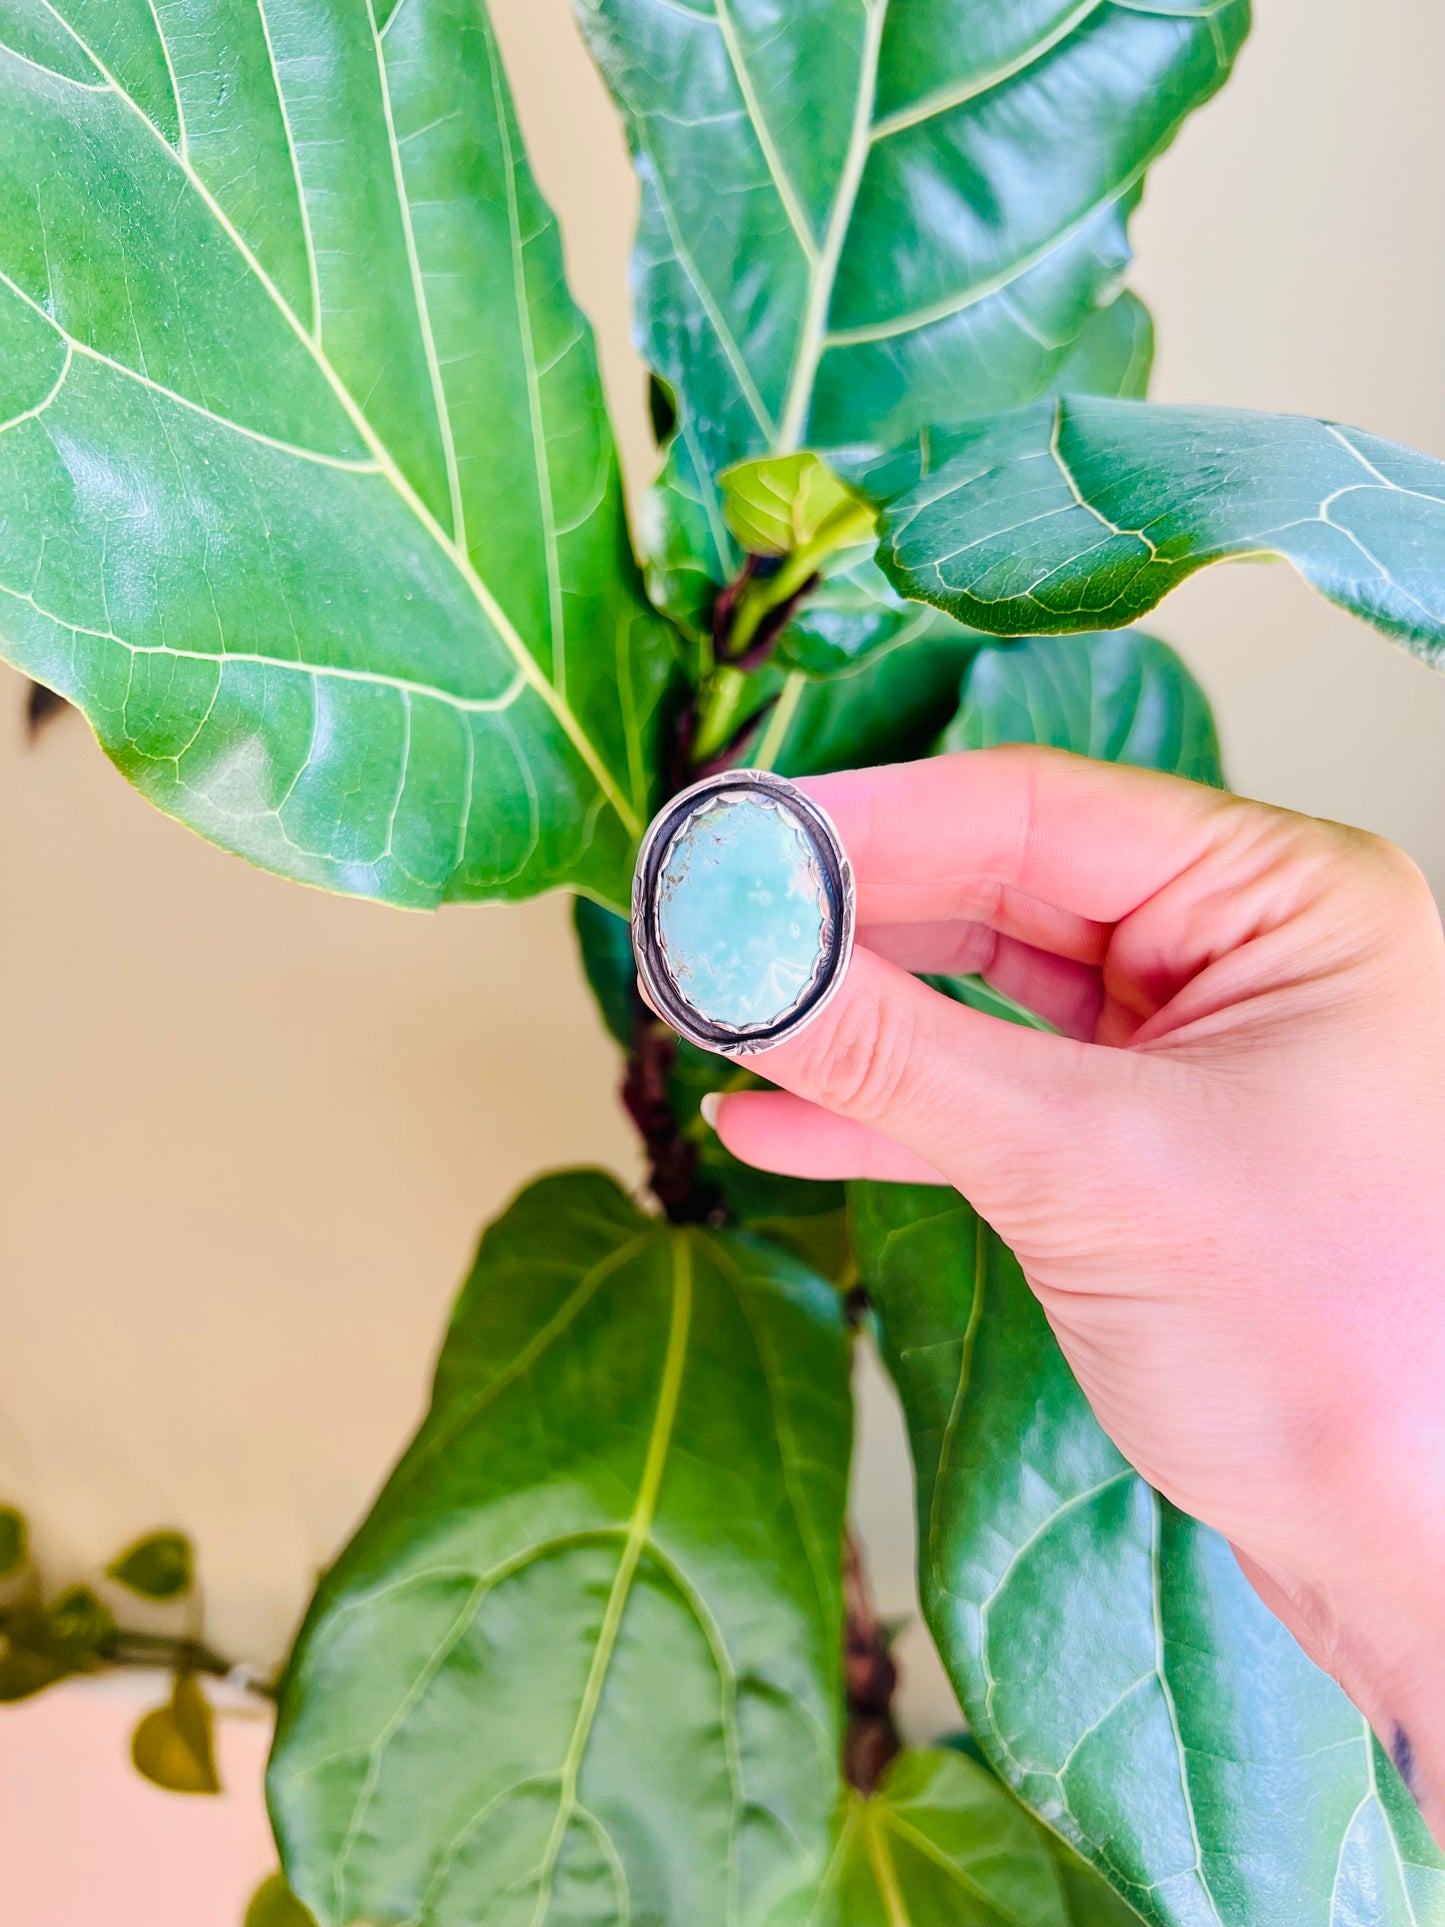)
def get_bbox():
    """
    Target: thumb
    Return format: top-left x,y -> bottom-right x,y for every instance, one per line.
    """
712,946 -> 1118,1197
